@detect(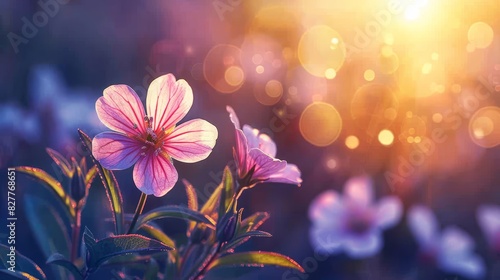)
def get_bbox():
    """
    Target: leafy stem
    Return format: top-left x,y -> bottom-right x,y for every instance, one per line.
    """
71,205 -> 82,262
127,192 -> 148,234
192,242 -> 223,280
